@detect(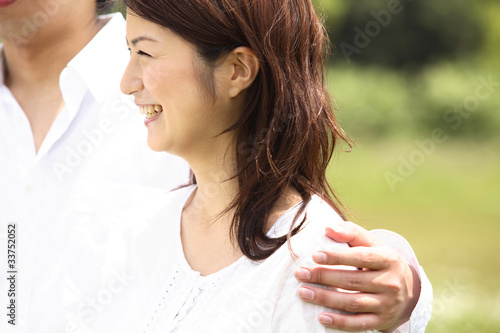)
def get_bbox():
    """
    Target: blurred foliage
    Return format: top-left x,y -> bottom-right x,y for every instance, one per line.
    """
328,141 -> 500,333
328,63 -> 500,141
328,66 -> 412,138
314,0 -> 487,68
312,0 -> 499,141
317,2 -> 500,332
